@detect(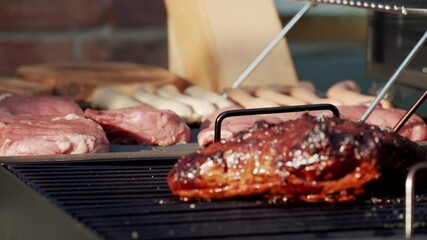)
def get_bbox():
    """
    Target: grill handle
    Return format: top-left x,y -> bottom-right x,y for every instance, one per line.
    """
214,104 -> 340,142
405,162 -> 427,239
